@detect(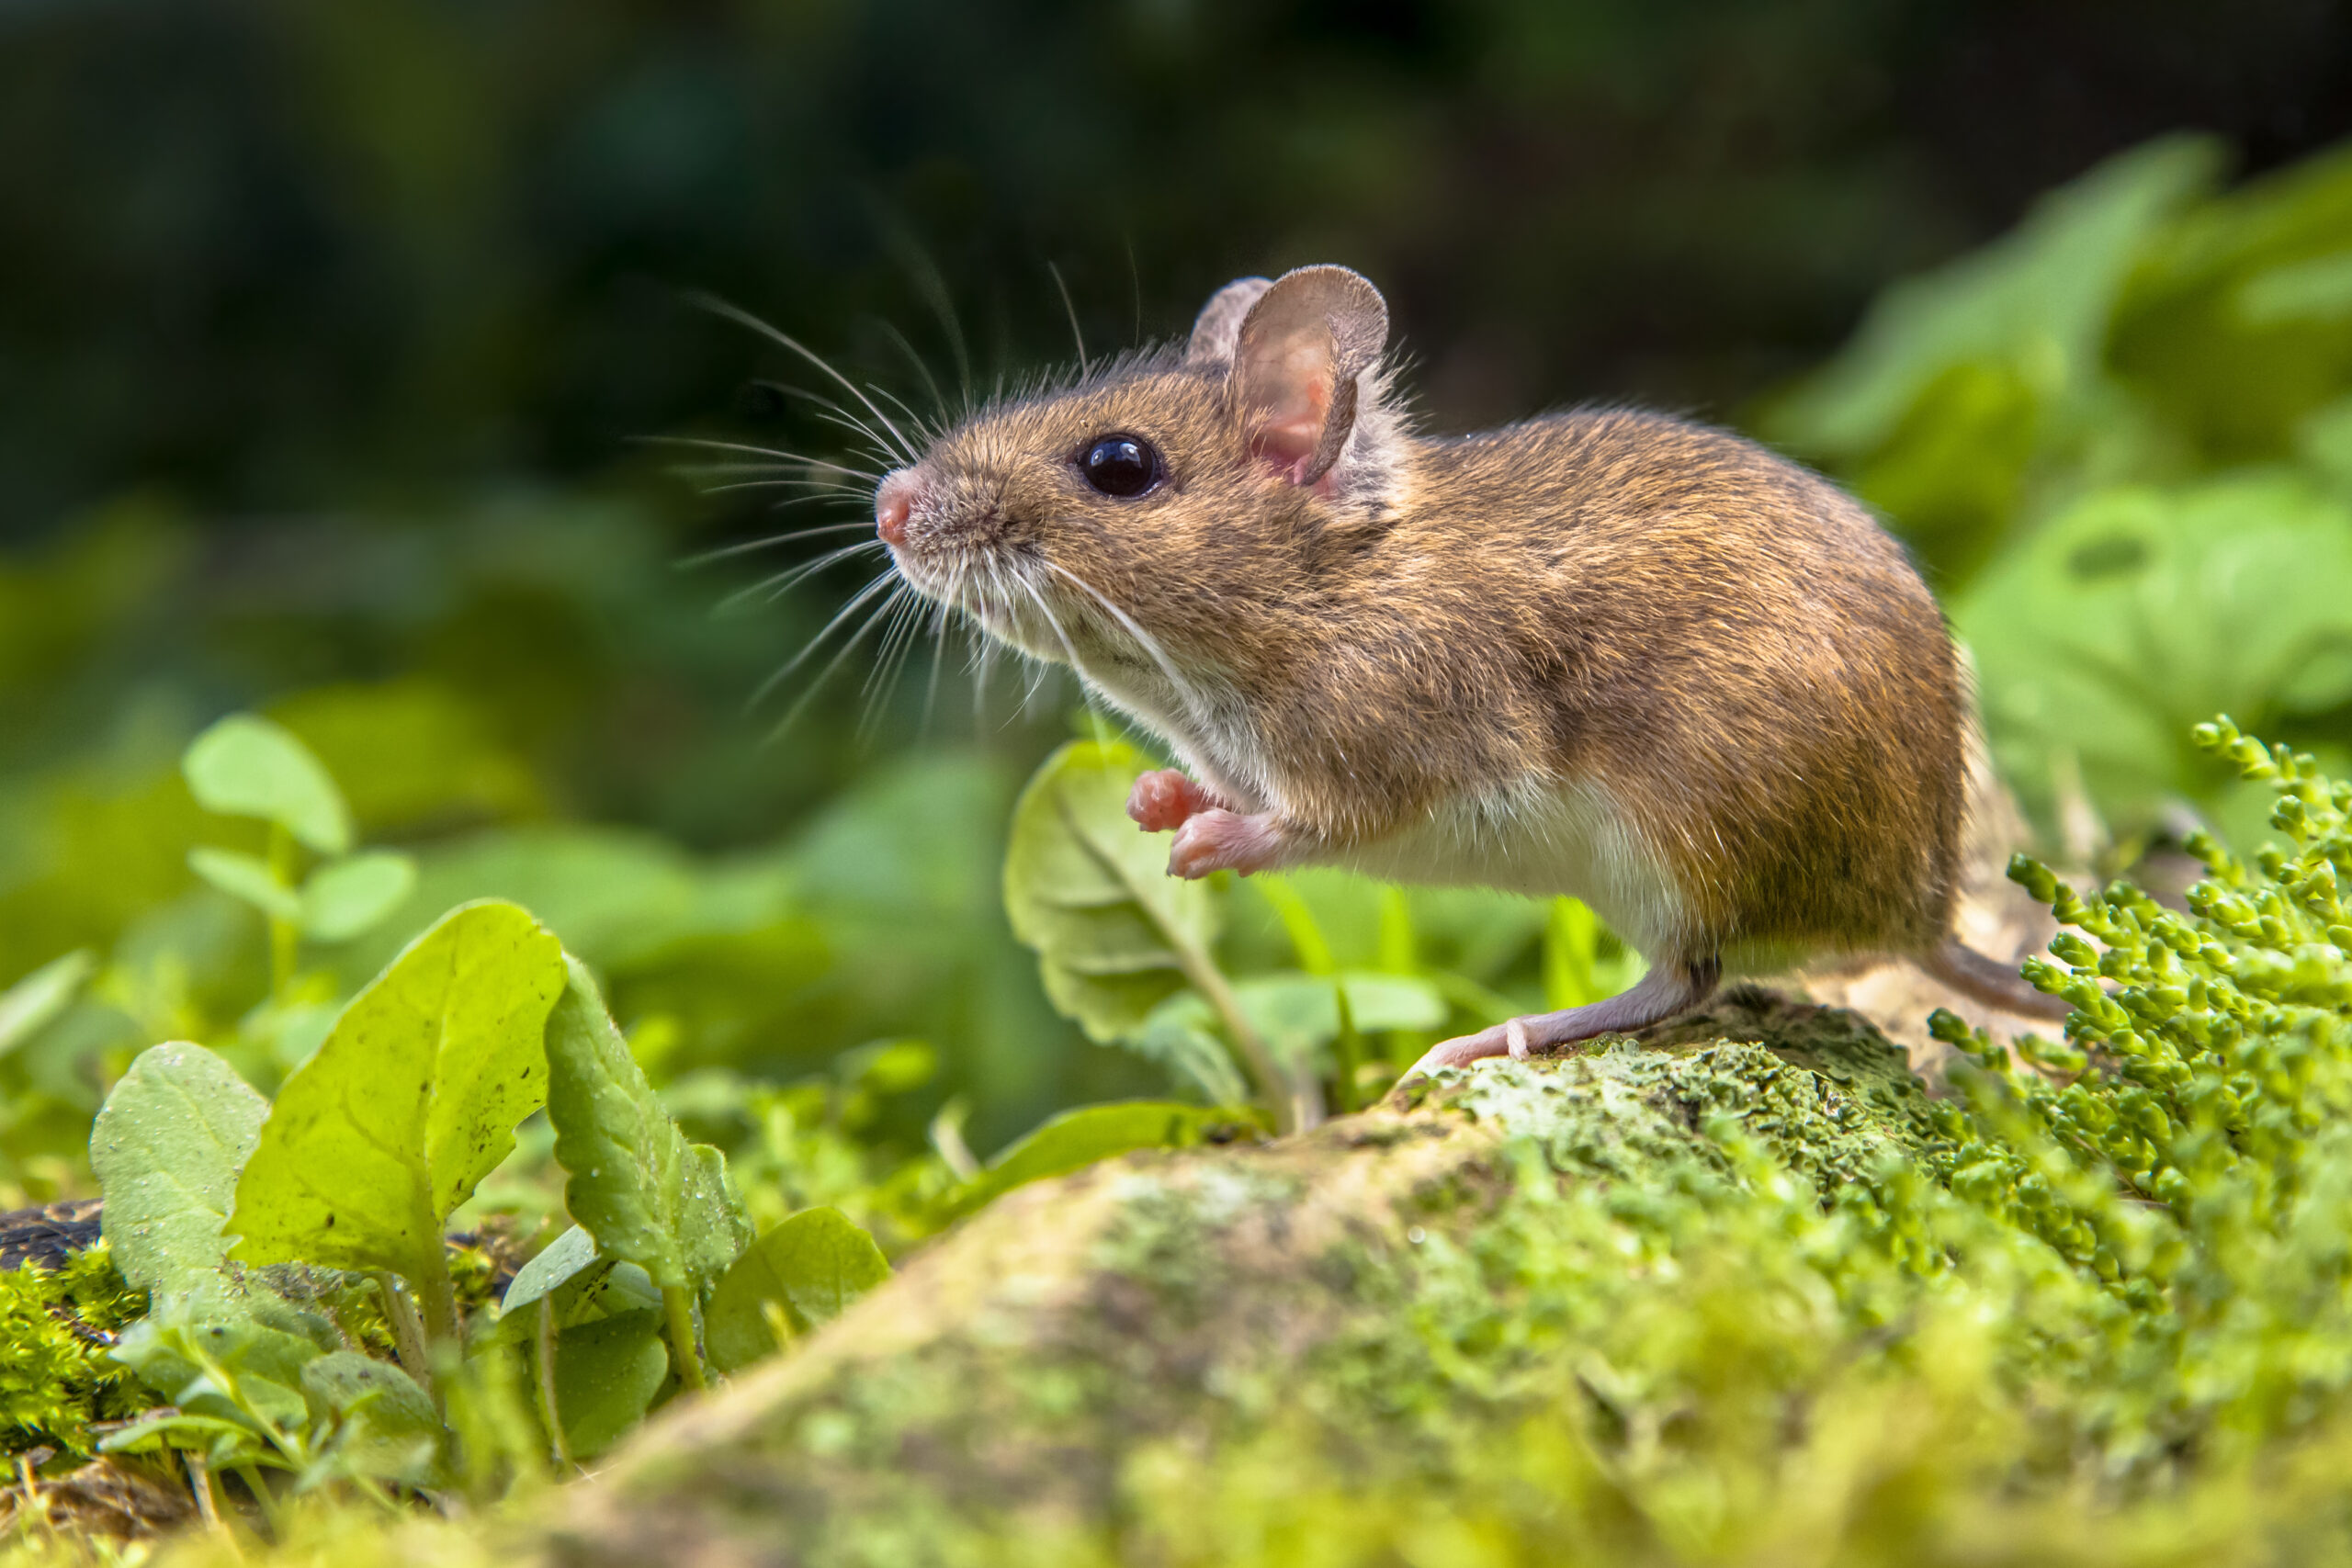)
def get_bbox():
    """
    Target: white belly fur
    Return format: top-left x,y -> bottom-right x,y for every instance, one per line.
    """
1328,776 -> 1690,962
